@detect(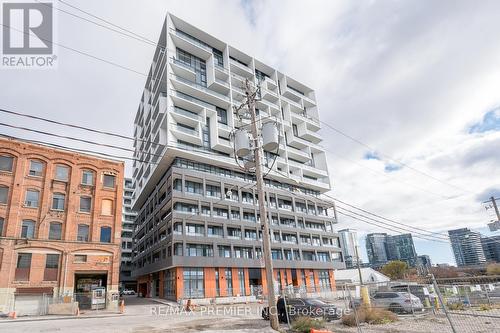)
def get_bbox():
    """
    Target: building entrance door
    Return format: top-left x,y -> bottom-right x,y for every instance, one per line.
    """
74,273 -> 107,310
